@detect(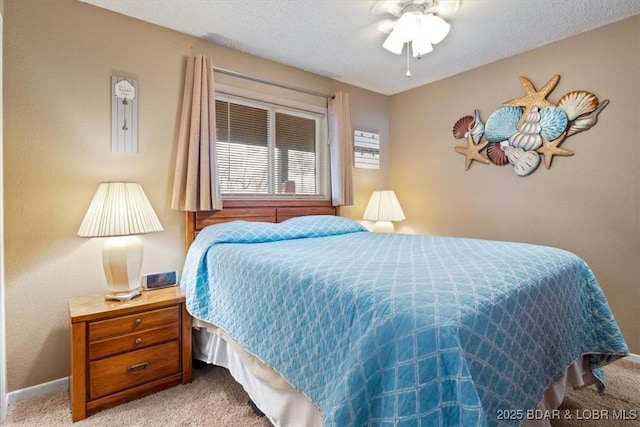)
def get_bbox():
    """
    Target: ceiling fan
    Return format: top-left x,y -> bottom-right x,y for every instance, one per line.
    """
372,0 -> 461,73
